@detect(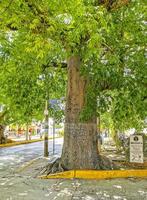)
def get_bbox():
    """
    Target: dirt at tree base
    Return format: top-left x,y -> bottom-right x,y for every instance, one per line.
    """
113,161 -> 147,170
39,155 -> 147,176
39,155 -> 117,176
